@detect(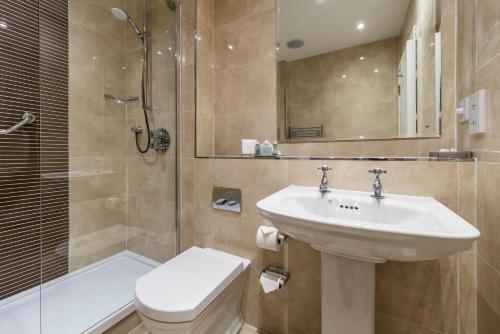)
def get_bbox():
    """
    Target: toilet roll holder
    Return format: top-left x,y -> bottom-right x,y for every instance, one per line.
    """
277,232 -> 287,246
259,266 -> 290,290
